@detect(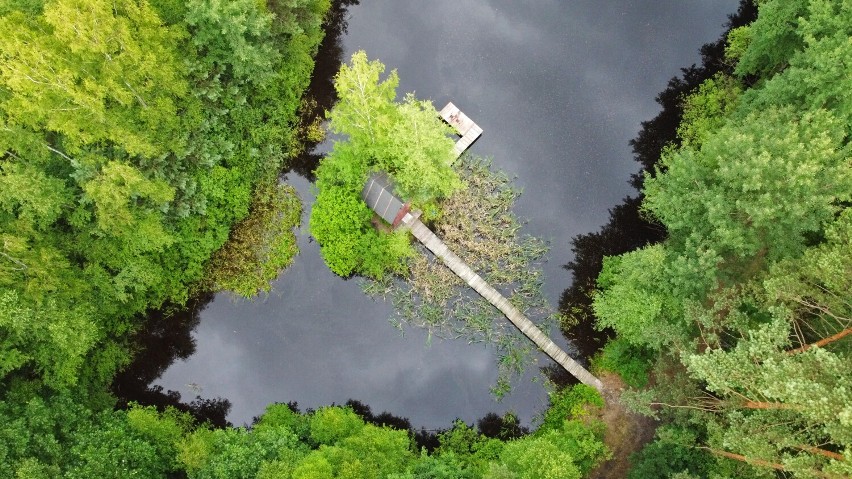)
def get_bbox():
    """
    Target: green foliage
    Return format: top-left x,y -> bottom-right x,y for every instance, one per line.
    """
313,56 -> 553,402
382,95 -> 460,204
83,161 -> 175,240
436,420 -> 505,477
179,425 -> 304,479
326,51 -> 400,150
206,183 -> 302,297
127,404 -> 195,470
646,106 -> 850,283
627,426 -> 719,479
326,52 -> 459,203
0,290 -> 97,389
592,337 -> 653,388
310,153 -> 412,278
0,392 -> 183,478
537,385 -> 604,435
594,245 -> 685,350
762,208 -> 852,355
330,424 -> 415,478
680,287 -> 852,475
488,435 -> 582,479
675,73 -> 741,149
426,385 -> 613,479
0,0 -> 193,157
291,453 -> 333,479
593,2 -> 852,477
310,51 -> 459,278
185,0 -> 278,82
0,383 -> 610,479
738,0 -> 852,129
411,453 -> 478,479
179,405 -> 415,479
0,162 -> 70,230
0,0 -> 348,476
65,412 -> 170,479
734,0 -> 809,78
309,407 -> 366,446
0,0 -> 203,325
555,420 -> 611,475
0,0 -> 330,393
254,403 -> 311,441
363,156 -> 552,395
724,25 -> 752,64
